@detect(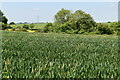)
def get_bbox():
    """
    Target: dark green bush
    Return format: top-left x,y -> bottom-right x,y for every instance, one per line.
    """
1,23 -> 12,30
44,23 -> 53,32
22,24 -> 29,29
96,23 -> 113,34
29,23 -> 34,29
9,22 -> 15,25
1,23 -> 7,30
